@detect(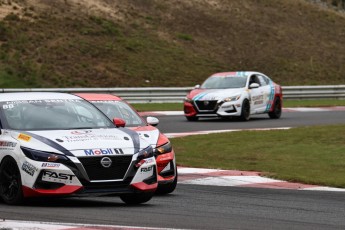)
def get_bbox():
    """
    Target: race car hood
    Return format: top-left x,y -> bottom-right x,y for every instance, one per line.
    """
11,128 -> 146,156
129,126 -> 160,147
189,88 -> 244,101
